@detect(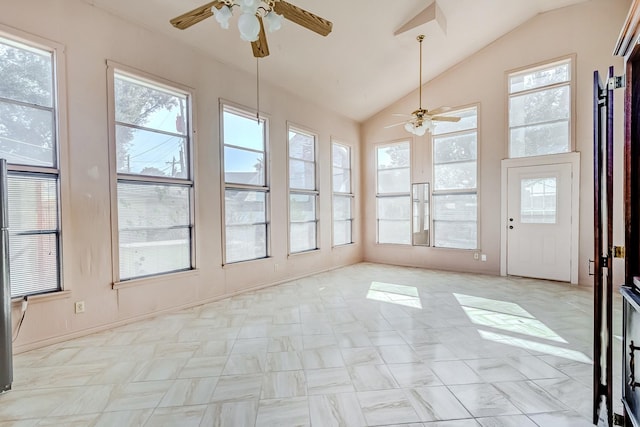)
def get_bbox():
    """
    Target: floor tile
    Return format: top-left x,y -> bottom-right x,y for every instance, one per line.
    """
348,364 -> 398,391
200,400 -> 258,426
308,393 -> 367,427
357,389 -> 421,425
255,397 -> 309,427
493,380 -> 568,414
305,367 -> 354,395
3,263 -> 610,426
449,383 -> 521,417
406,386 -> 472,421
